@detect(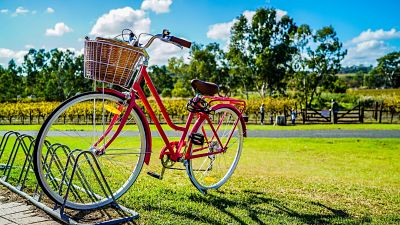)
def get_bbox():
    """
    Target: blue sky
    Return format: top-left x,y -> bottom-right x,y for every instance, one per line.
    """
0,0 -> 399,66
